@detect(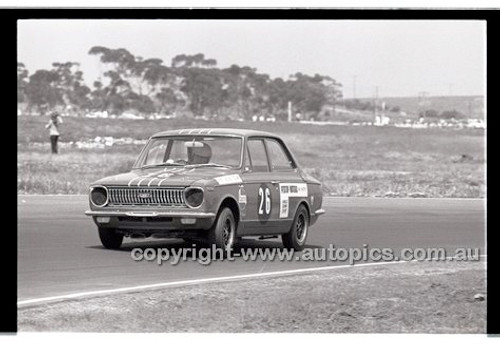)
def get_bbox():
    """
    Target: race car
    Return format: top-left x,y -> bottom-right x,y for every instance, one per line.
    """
85,128 -> 325,251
